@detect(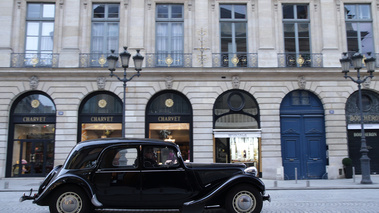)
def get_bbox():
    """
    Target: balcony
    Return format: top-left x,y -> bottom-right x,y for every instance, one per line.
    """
278,53 -> 323,68
11,53 -> 59,68
145,53 -> 192,68
79,53 -> 111,68
212,53 -> 258,68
